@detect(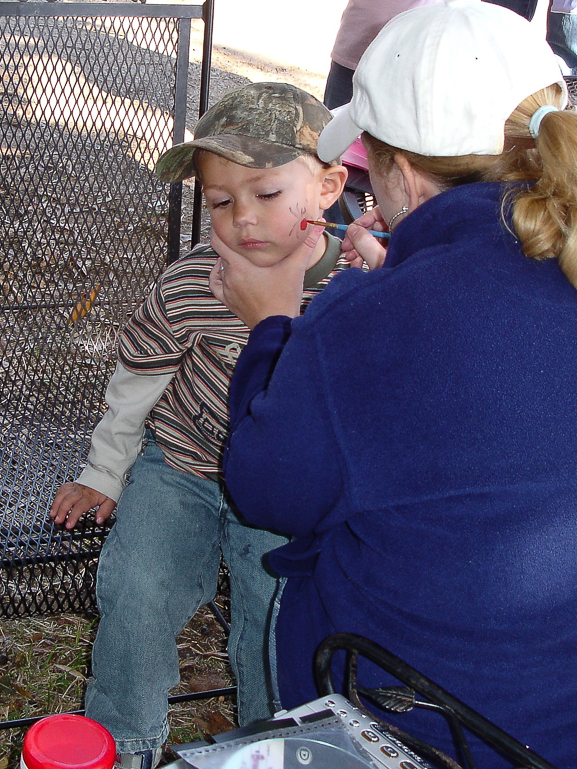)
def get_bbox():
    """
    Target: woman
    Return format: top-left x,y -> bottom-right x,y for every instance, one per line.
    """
210,0 -> 577,765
